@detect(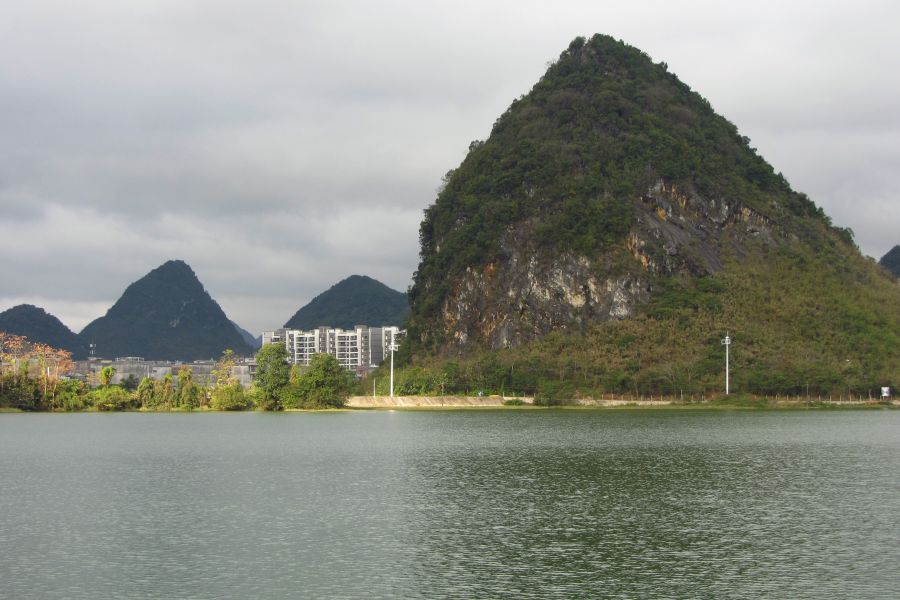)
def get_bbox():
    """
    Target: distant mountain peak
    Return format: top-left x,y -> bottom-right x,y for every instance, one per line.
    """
0,304 -> 86,358
284,275 -> 409,331
879,246 -> 900,277
79,260 -> 253,361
